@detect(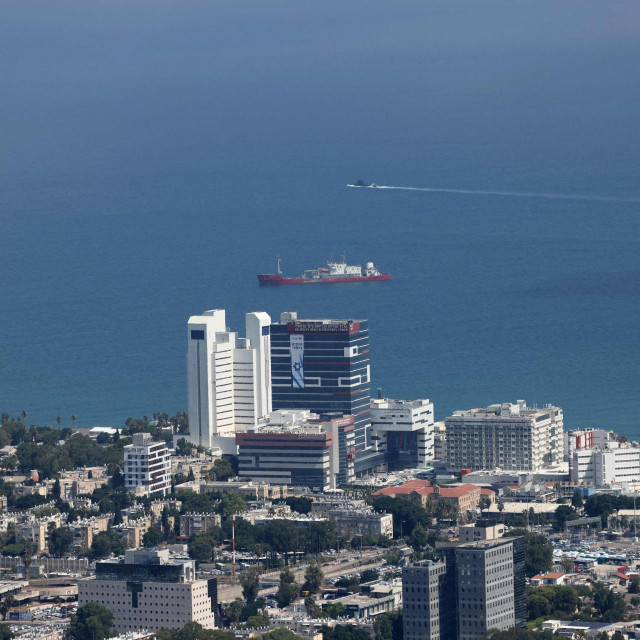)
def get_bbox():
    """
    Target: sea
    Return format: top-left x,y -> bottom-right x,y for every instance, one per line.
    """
1,1 -> 639,435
